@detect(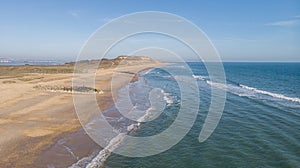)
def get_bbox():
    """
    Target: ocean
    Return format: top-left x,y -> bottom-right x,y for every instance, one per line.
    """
71,62 -> 300,168
0,61 -> 63,66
